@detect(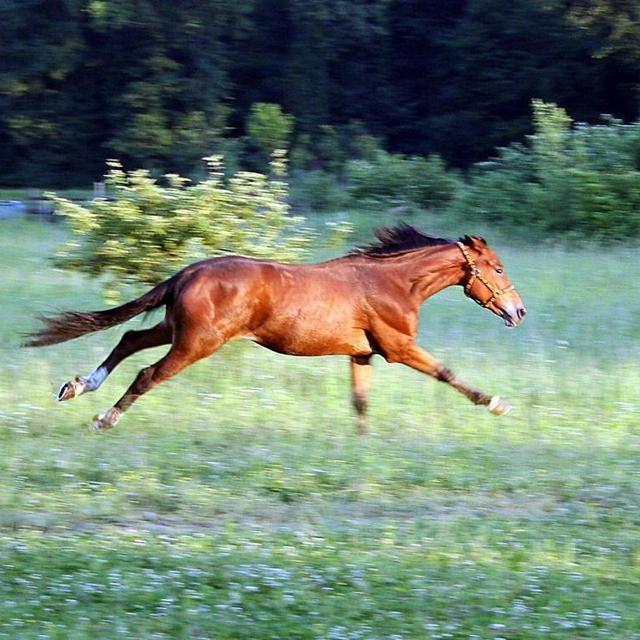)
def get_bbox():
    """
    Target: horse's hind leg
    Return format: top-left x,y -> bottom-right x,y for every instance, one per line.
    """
92,335 -> 222,431
57,322 -> 171,401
